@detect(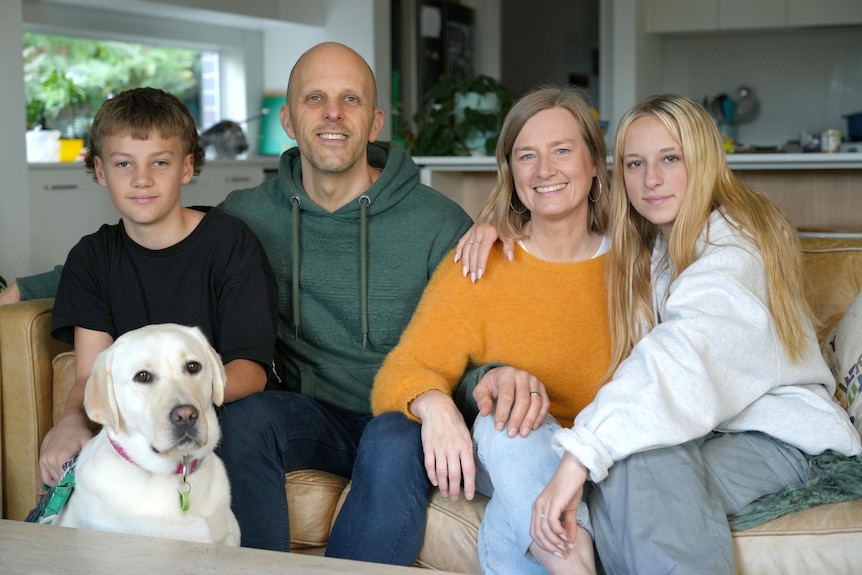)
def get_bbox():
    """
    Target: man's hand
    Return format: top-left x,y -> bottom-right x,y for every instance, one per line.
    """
410,390 -> 476,501
0,281 -> 22,306
473,366 -> 550,437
